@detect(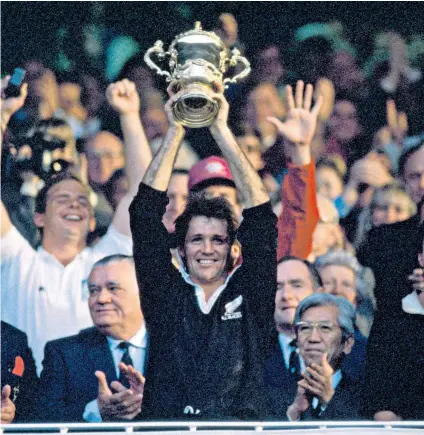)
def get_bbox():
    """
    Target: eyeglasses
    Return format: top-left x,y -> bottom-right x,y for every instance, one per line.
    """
295,321 -> 339,336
